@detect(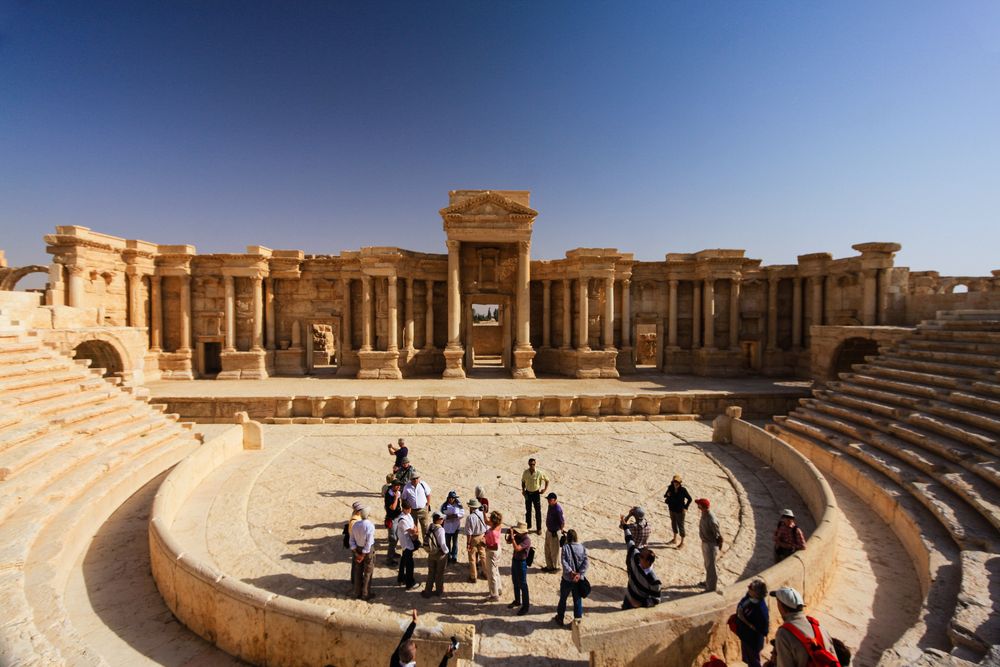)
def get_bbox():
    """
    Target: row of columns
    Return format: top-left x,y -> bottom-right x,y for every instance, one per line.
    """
535,277 -> 630,351
341,276 -> 439,353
